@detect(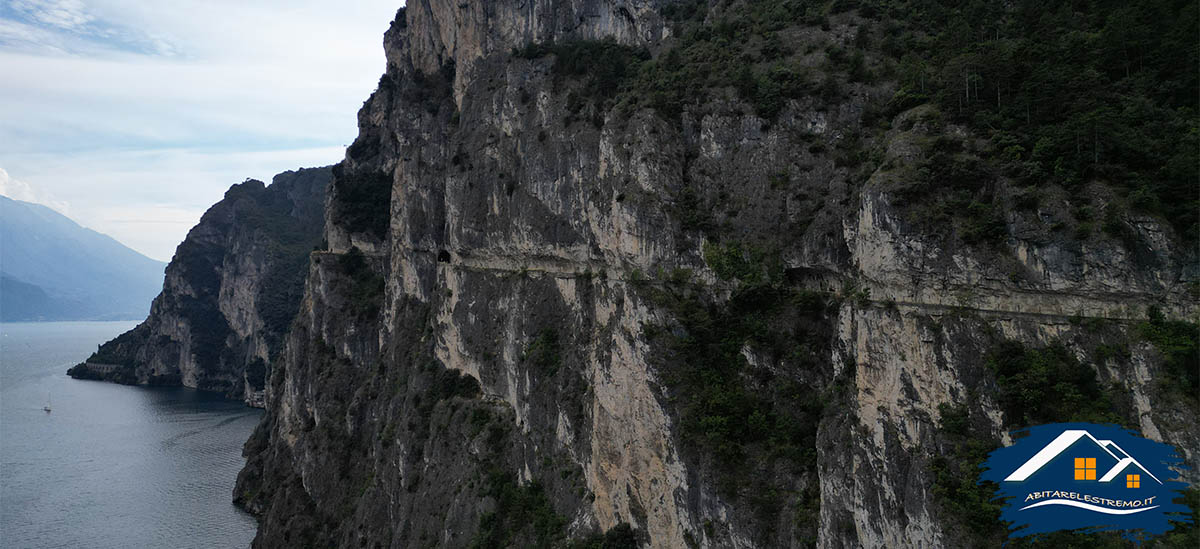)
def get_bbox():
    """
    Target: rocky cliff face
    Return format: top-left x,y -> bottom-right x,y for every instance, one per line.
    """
235,3 -> 1197,548
69,167 -> 331,403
